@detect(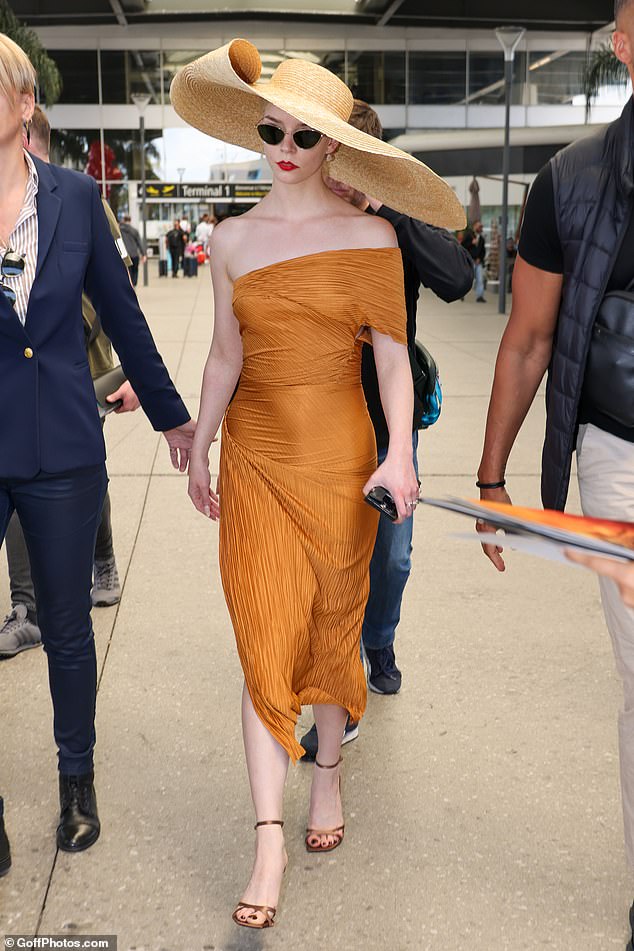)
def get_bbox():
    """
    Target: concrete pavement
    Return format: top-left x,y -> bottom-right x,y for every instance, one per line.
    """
0,265 -> 629,950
